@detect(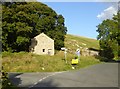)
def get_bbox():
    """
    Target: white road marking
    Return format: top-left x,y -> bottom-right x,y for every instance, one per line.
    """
15,75 -> 21,78
28,72 -> 65,89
